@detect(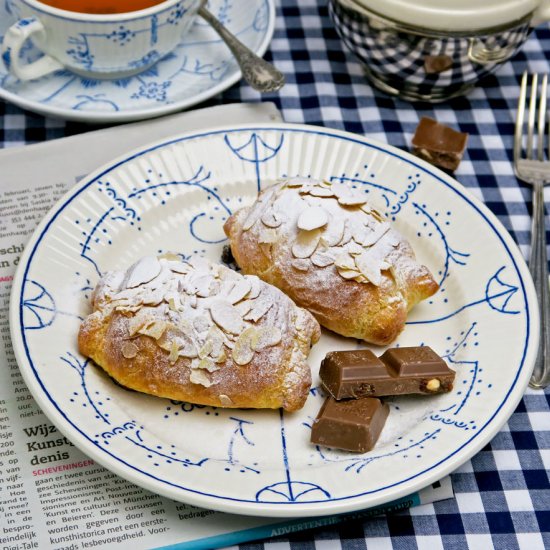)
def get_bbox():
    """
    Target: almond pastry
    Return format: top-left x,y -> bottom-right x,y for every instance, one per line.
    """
78,255 -> 321,411
223,177 -> 438,345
